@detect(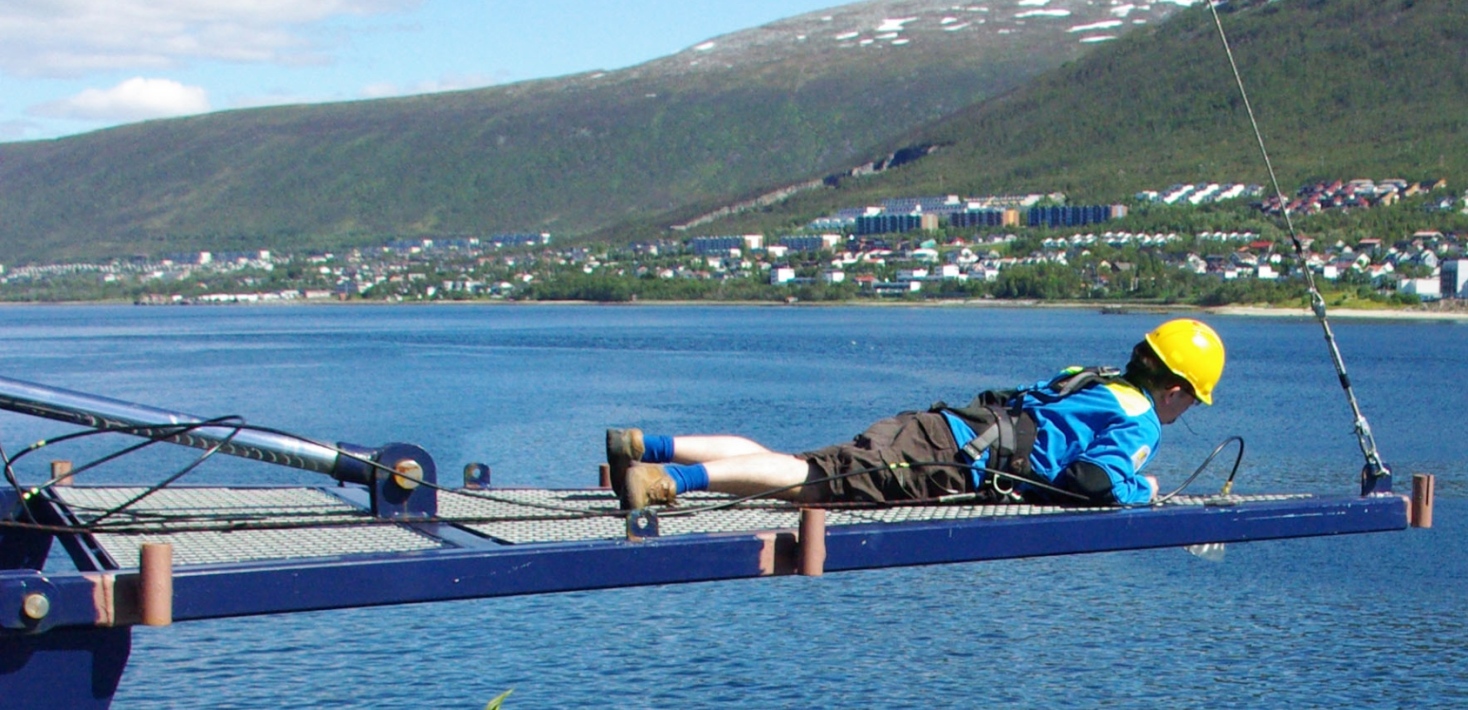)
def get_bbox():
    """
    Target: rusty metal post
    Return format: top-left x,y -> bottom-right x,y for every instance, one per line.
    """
1410,473 -> 1435,529
599,463 -> 612,489
139,543 -> 174,626
50,460 -> 73,487
799,508 -> 826,577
